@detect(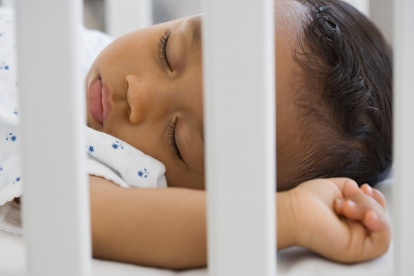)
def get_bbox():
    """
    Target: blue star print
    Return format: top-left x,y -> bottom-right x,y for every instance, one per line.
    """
112,141 -> 124,150
0,62 -> 9,70
5,132 -> 16,142
88,145 -> 95,153
137,168 -> 149,178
